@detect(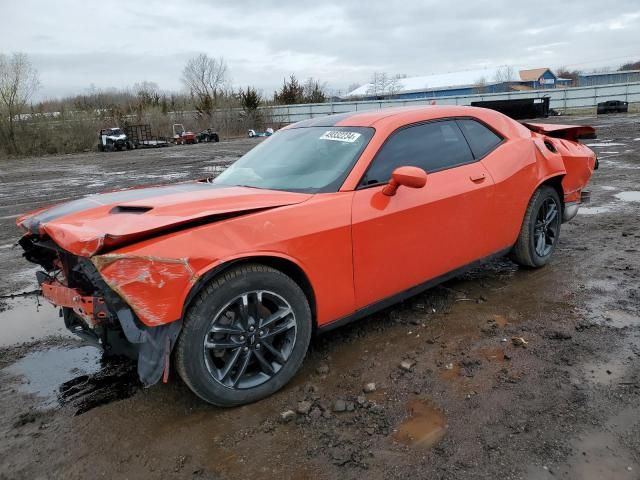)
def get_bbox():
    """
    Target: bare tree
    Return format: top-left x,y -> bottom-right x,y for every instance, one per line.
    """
133,81 -> 160,108
556,67 -> 580,86
365,73 -> 379,96
0,52 -> 40,153
492,66 -> 516,93
619,60 -> 640,71
181,54 -> 228,116
366,72 -> 404,97
493,65 -> 515,83
473,76 -> 488,94
302,77 -> 327,103
386,75 -> 403,96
